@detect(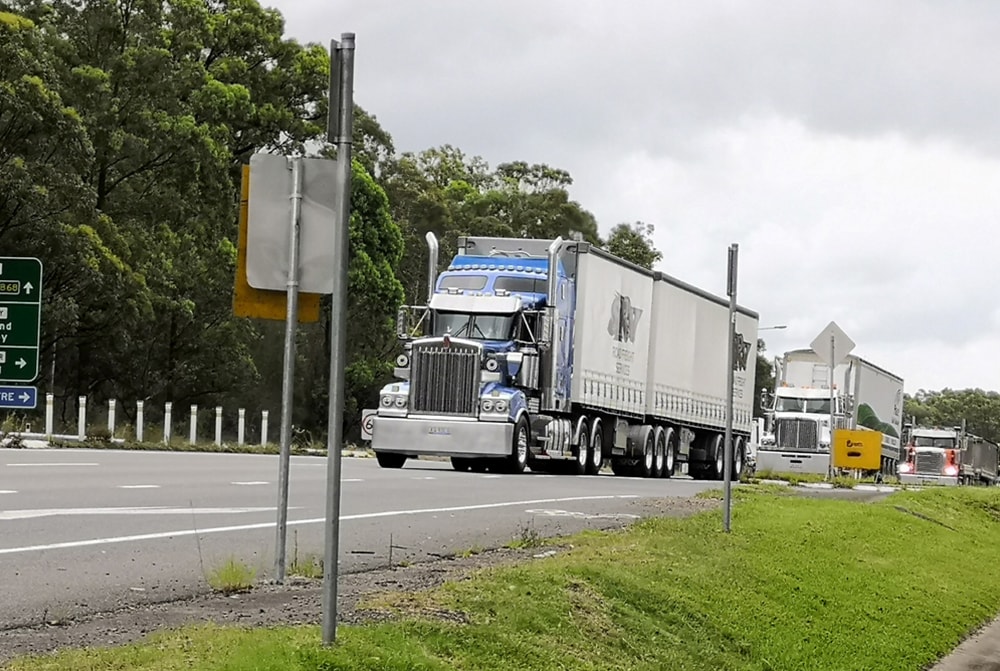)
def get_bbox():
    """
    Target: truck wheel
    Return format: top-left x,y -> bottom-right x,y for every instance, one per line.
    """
661,428 -> 676,478
570,419 -> 589,475
733,437 -> 745,480
708,434 -> 725,480
586,420 -> 604,475
451,457 -> 473,472
505,416 -> 529,474
652,427 -> 666,478
641,427 -> 656,478
376,452 -> 407,469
